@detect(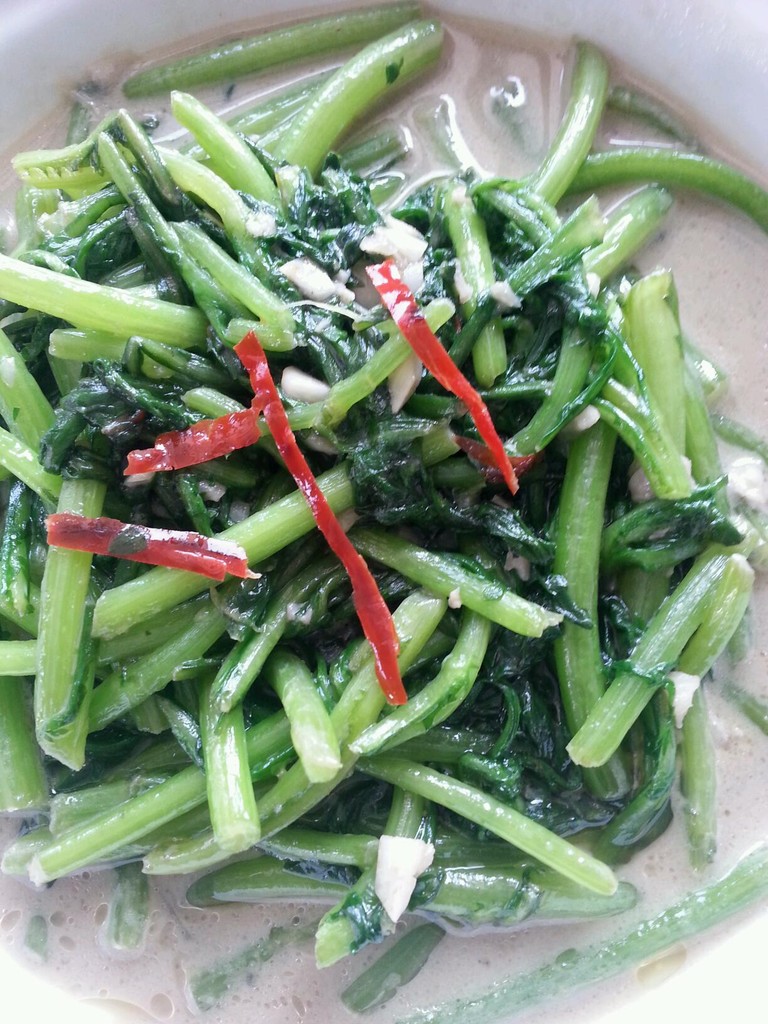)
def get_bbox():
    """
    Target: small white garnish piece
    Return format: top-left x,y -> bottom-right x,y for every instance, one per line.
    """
727,455 -> 768,514
0,356 -> 16,387
489,280 -> 521,310
448,588 -> 462,609
388,352 -> 423,413
567,405 -> 601,434
401,260 -> 425,295
244,209 -> 277,238
360,214 -> 429,267
281,366 -> 331,404
336,509 -> 360,533
586,271 -> 602,298
333,272 -> 356,304
628,466 -> 655,504
669,671 -> 702,729
123,471 -> 156,489
197,480 -> 226,502
303,432 -> 338,456
279,258 -> 337,301
618,276 -> 633,299
504,552 -> 531,581
374,836 -> 435,924
453,264 -> 474,305
229,500 -> 250,523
